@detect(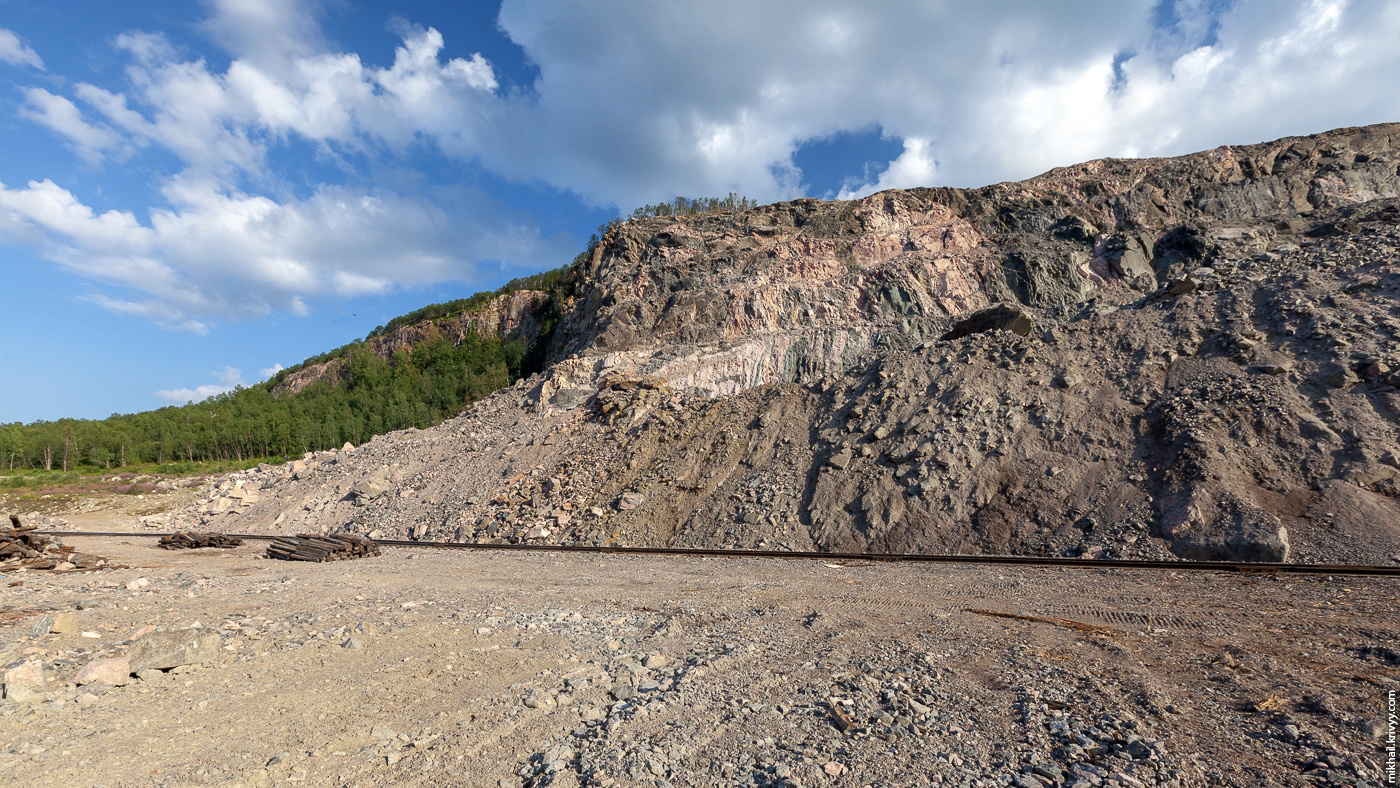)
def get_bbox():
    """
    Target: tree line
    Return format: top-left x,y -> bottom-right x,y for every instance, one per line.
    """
0,331 -> 523,473
629,192 -> 758,220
